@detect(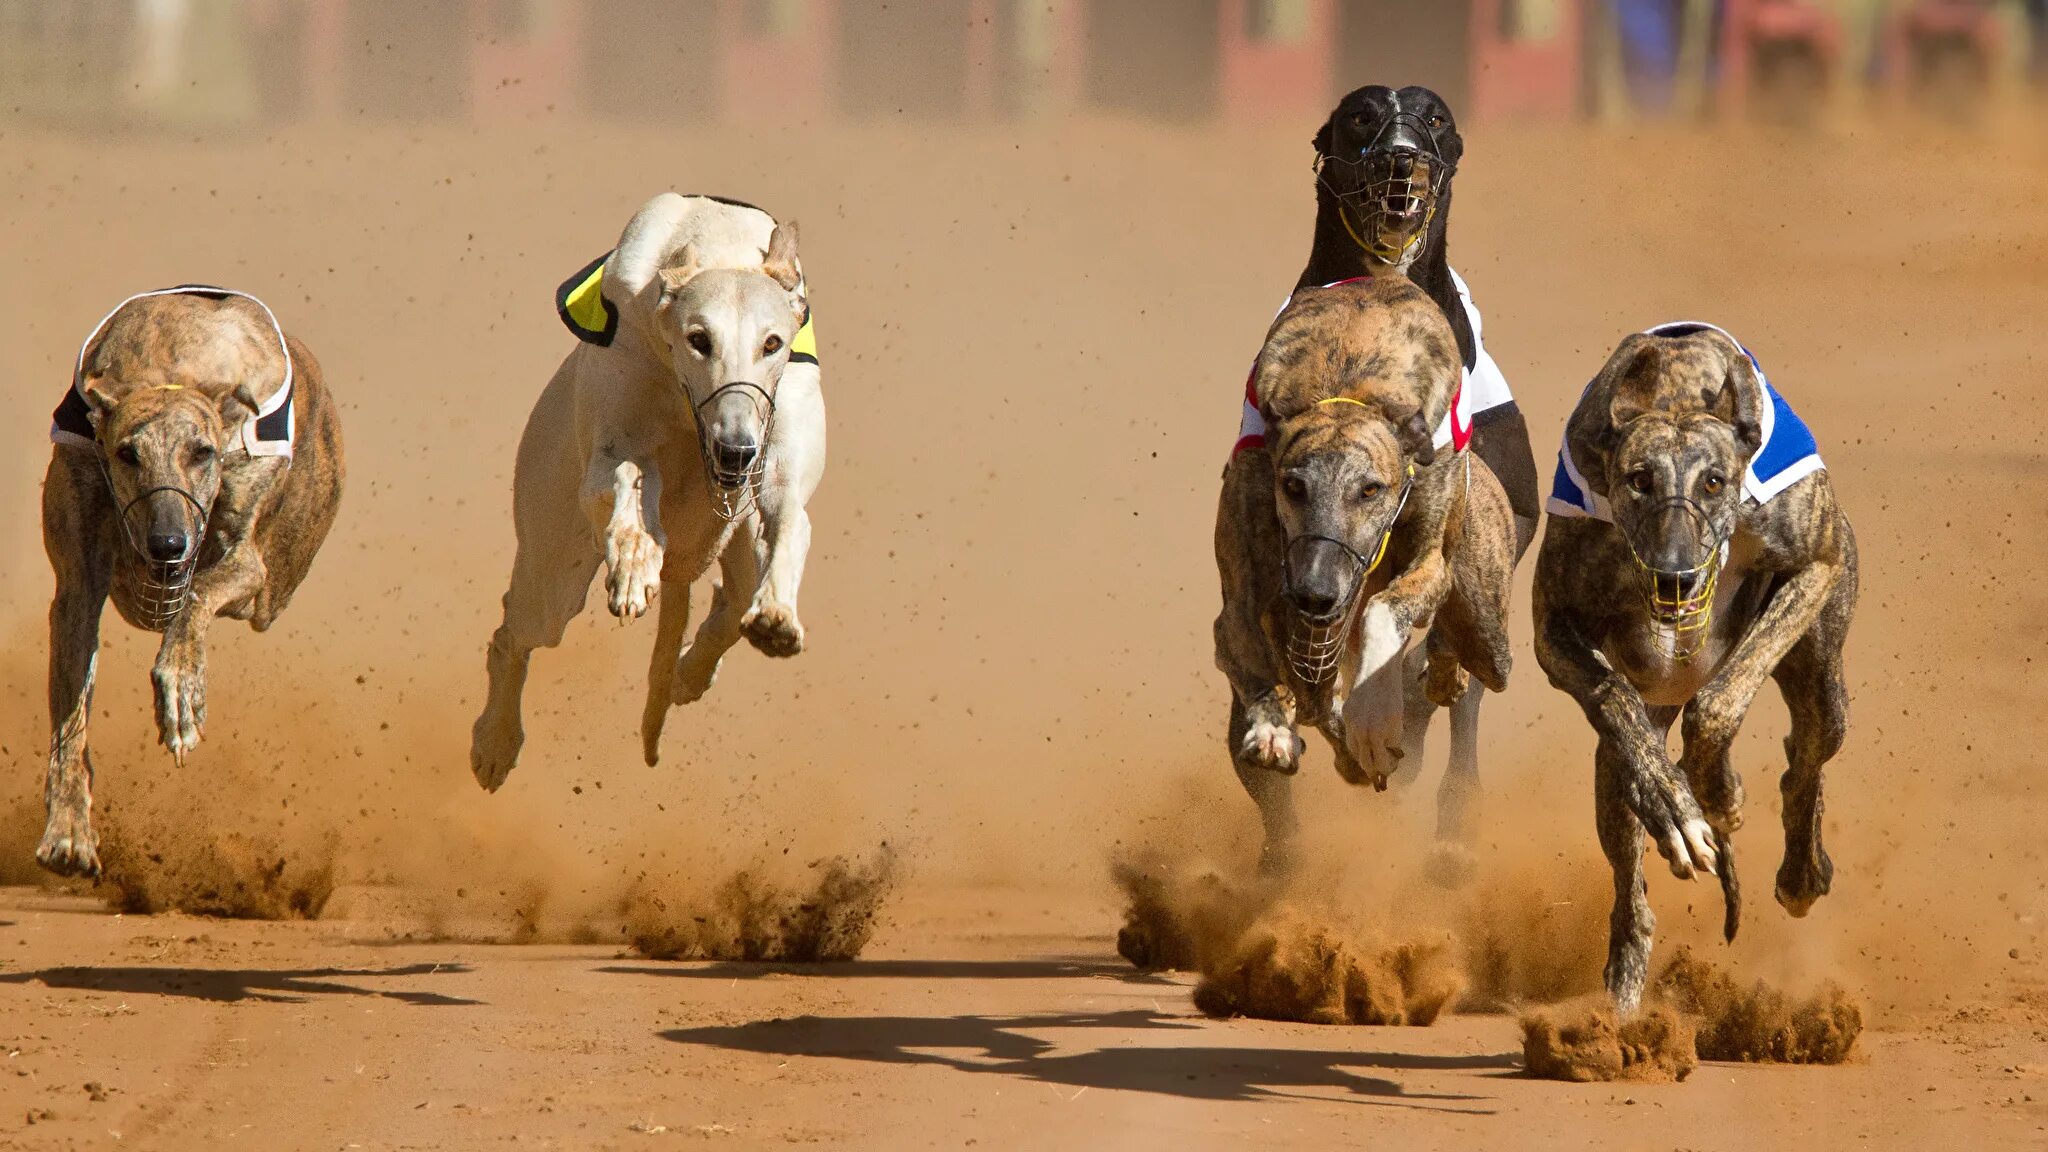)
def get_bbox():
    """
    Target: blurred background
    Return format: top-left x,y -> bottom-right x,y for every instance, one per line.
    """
0,0 -> 2043,131
0,1 -> 2040,1013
